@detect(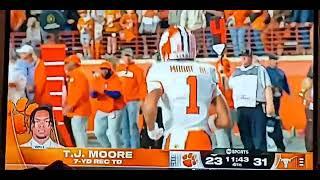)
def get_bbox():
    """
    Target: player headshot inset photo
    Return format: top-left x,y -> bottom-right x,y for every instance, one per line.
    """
20,106 -> 64,149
